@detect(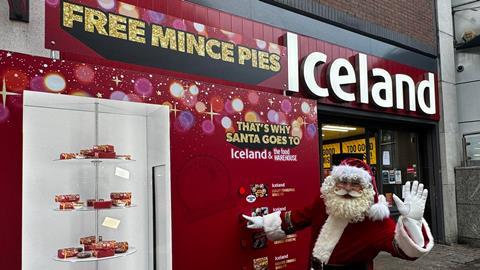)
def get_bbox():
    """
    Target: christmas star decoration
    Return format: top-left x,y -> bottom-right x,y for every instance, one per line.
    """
303,117 -> 309,129
96,92 -> 103,98
112,76 -> 122,86
1,78 -> 21,108
203,104 -> 220,122
170,103 -> 180,118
